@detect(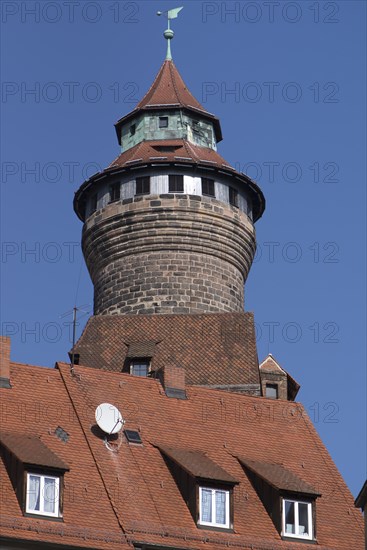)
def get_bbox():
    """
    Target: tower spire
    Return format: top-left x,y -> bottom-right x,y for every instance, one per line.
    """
157,6 -> 183,60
